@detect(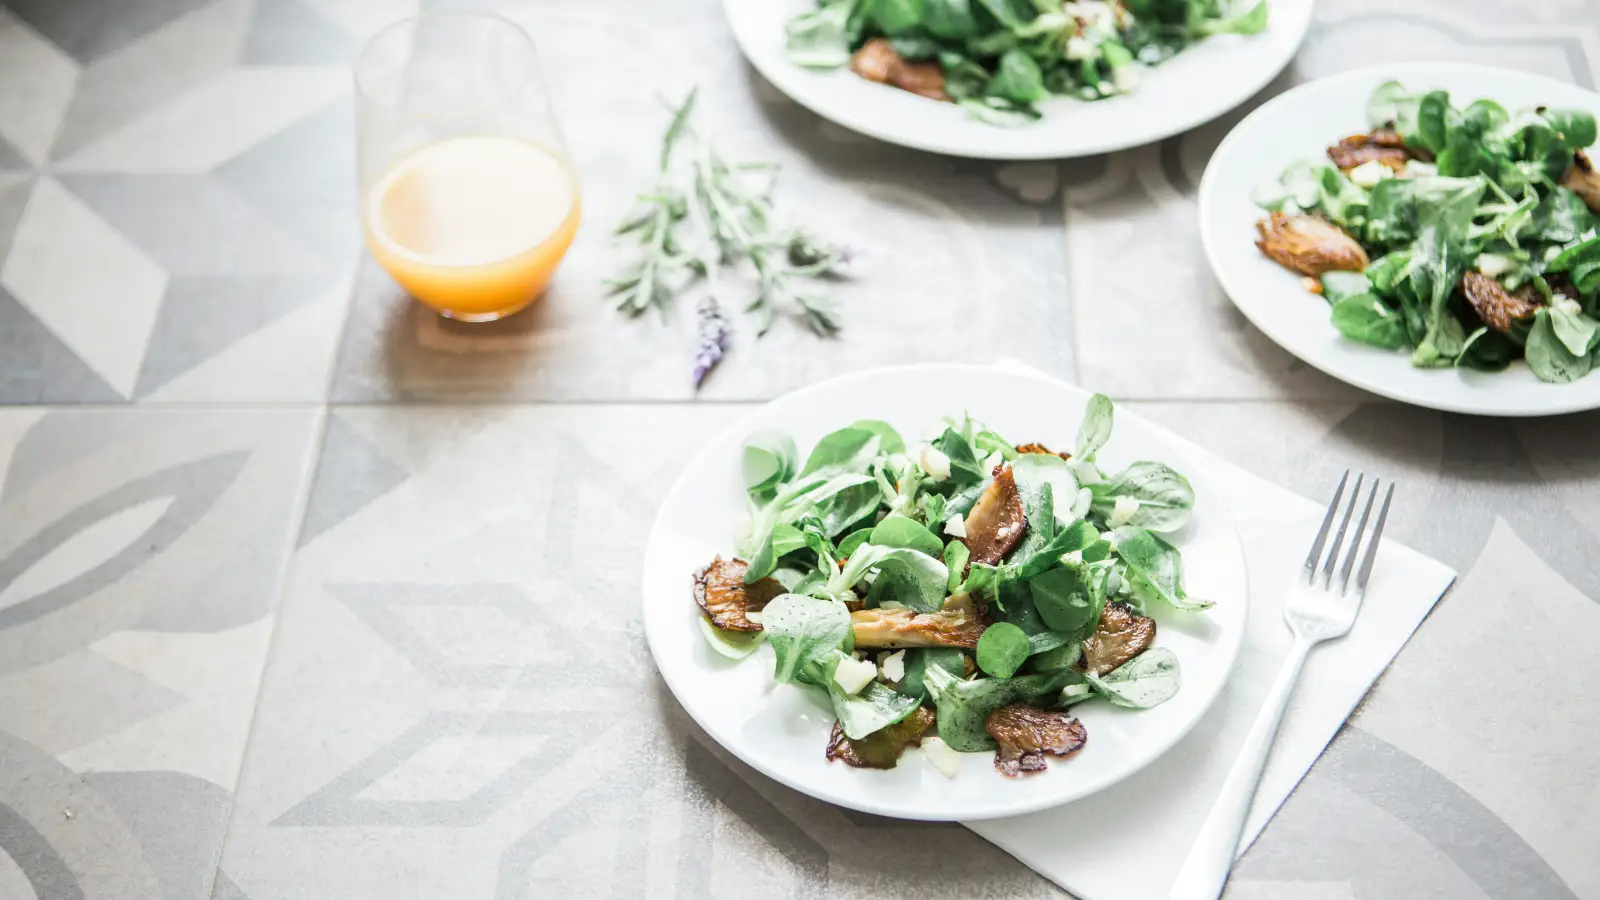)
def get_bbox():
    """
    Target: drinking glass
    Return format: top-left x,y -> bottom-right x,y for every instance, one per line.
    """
355,11 -> 580,321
